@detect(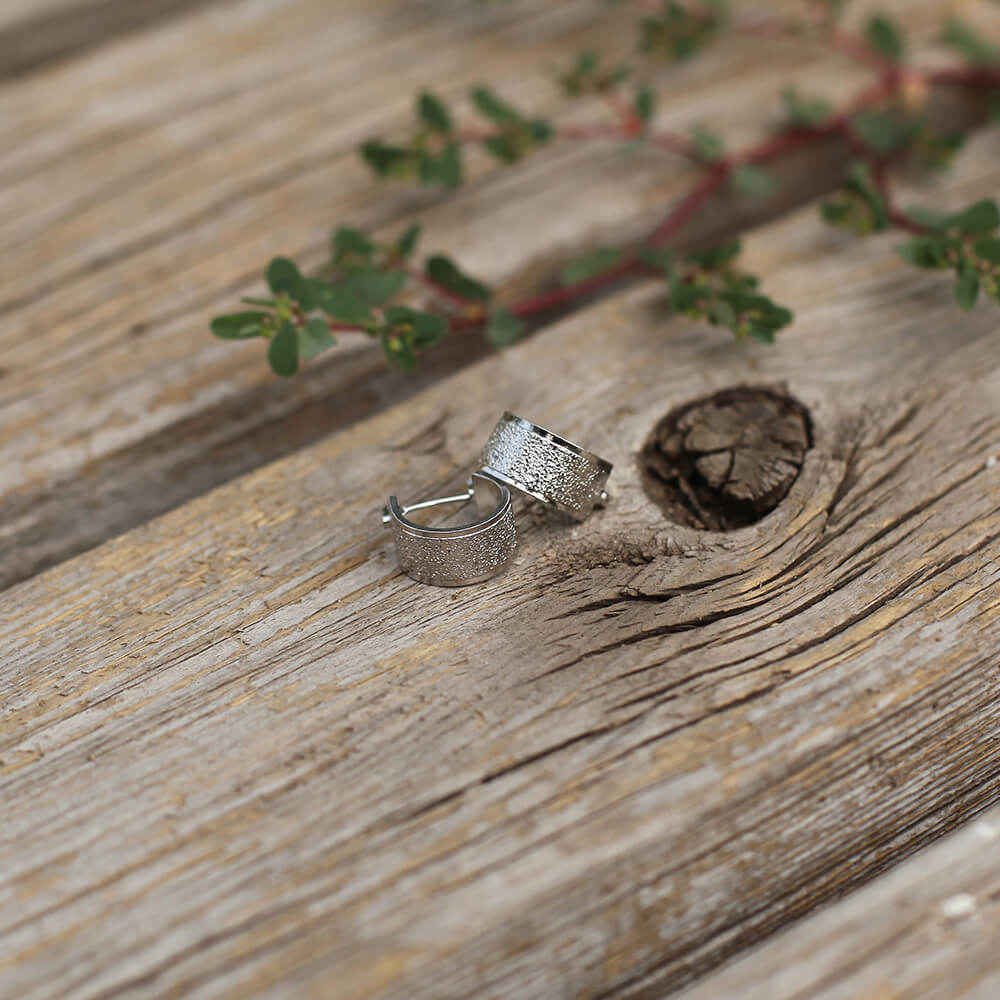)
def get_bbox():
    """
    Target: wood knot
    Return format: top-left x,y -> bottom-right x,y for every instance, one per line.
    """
639,385 -> 811,531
